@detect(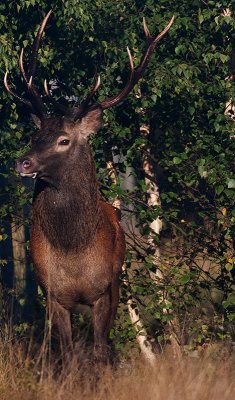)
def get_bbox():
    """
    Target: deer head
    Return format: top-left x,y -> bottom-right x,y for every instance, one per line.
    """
5,10 -> 174,184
